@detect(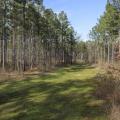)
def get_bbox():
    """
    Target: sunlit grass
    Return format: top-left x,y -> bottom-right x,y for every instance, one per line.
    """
0,64 -> 106,120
